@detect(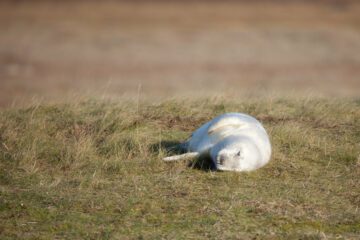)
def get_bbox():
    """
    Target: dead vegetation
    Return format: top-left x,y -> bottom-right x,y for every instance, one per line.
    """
1,1 -> 360,107
0,97 -> 359,239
